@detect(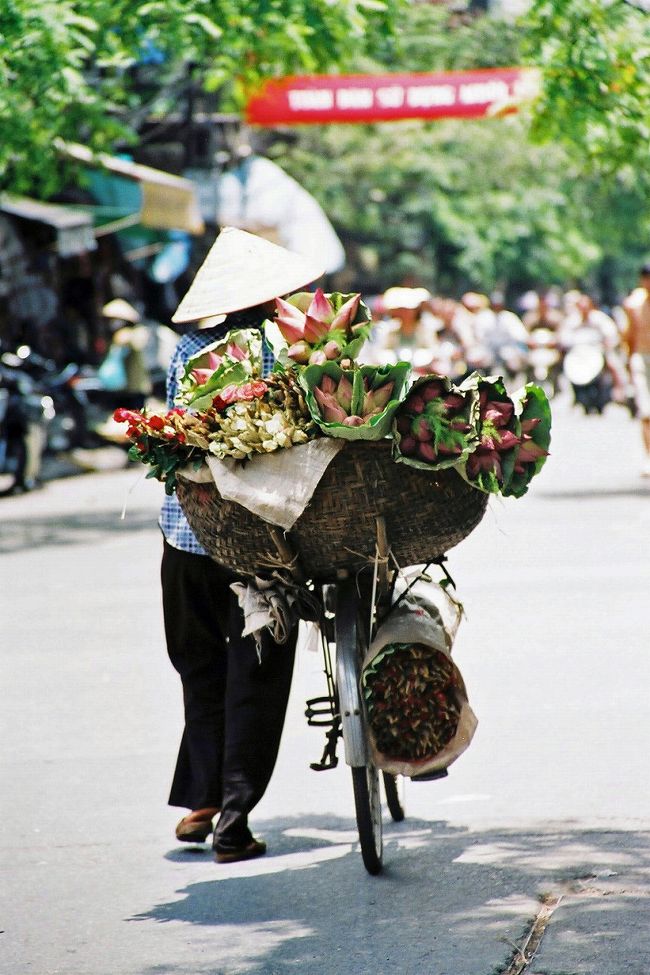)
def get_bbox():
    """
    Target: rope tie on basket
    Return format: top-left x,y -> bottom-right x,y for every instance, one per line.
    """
256,549 -> 302,574
342,545 -> 390,566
